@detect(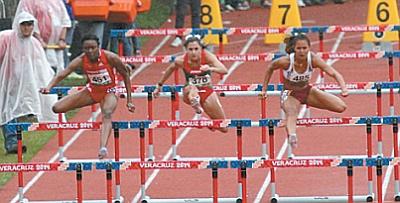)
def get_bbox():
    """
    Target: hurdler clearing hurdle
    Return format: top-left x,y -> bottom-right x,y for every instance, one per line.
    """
153,34 -> 229,133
